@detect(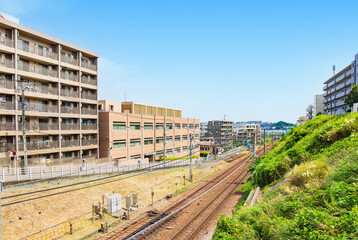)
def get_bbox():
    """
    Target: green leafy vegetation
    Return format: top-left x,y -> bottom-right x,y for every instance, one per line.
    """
345,85 -> 358,112
213,114 -> 358,239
